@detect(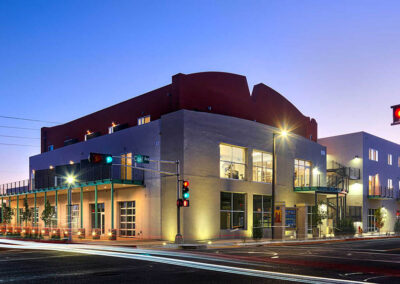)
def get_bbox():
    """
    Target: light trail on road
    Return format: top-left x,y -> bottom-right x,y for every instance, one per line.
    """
0,239 -> 371,284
